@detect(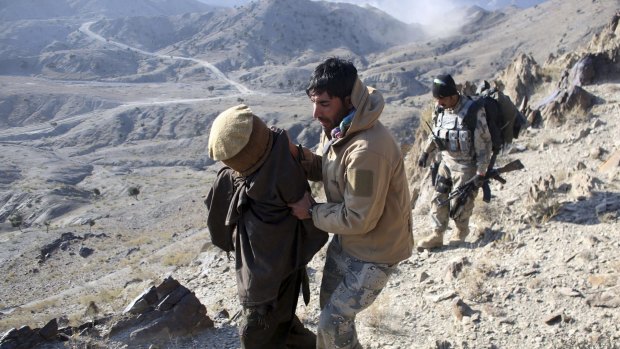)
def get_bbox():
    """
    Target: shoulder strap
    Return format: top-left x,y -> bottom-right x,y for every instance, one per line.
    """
462,96 -> 481,133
